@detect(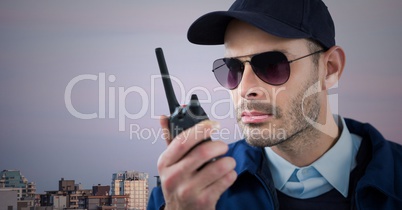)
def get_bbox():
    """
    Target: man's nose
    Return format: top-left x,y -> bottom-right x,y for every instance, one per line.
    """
239,63 -> 266,99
